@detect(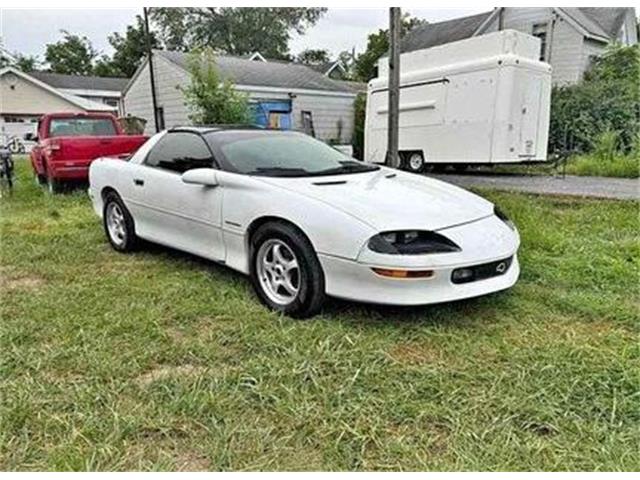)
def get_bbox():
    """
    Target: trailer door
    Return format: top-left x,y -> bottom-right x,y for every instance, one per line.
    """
518,72 -> 543,158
